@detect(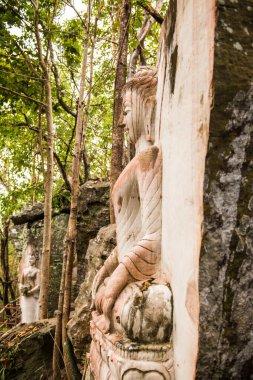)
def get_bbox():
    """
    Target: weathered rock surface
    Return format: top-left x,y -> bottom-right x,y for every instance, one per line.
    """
157,0 -> 252,378
67,224 -> 116,365
10,181 -> 110,316
75,181 -> 110,288
197,1 -> 253,379
11,202 -> 44,225
0,319 -> 55,380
